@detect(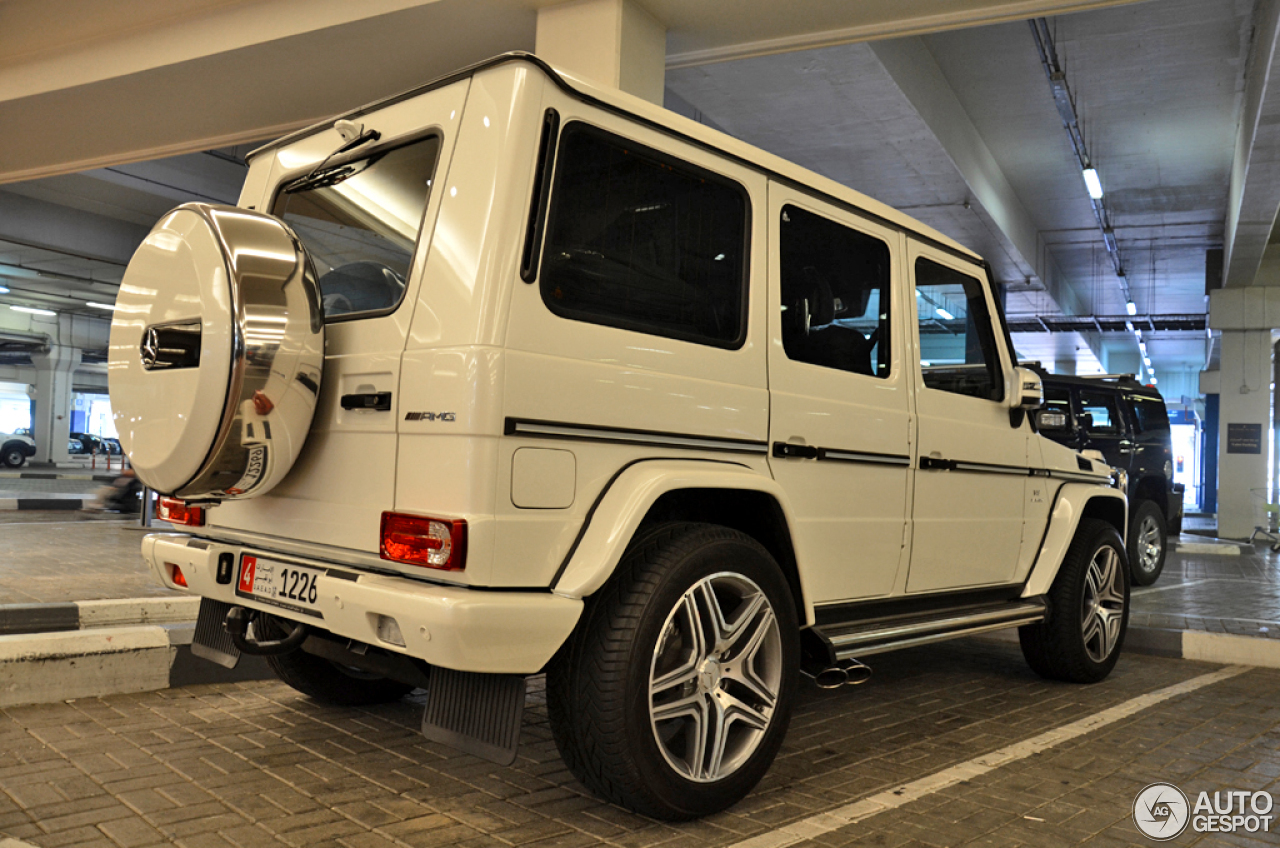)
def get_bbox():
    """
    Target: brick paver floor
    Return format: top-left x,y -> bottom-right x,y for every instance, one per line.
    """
0,513 -> 176,605
2,639 -> 1275,847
